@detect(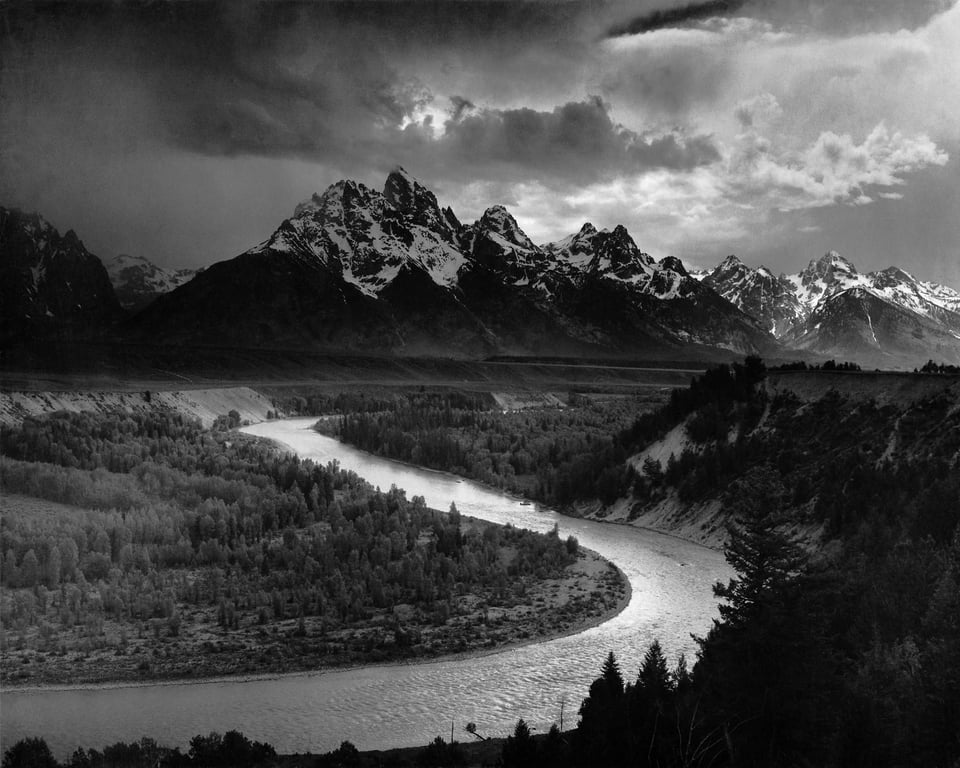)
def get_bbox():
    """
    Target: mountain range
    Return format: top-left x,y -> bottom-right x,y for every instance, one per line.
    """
701,252 -> 960,367
125,168 -> 777,359
2,169 -> 958,368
